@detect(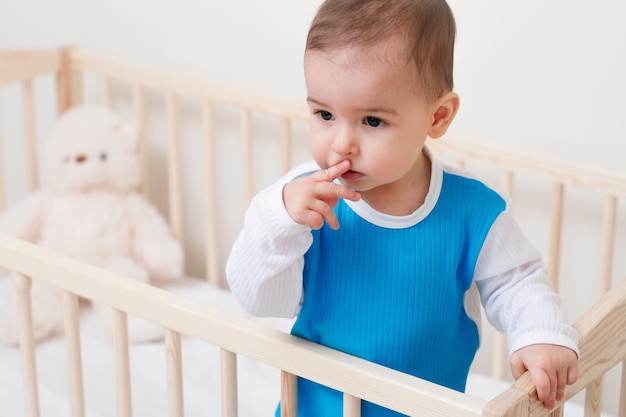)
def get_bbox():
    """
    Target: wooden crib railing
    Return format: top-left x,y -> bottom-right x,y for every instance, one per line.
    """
1,47 -> 625,416
0,233 -> 624,417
